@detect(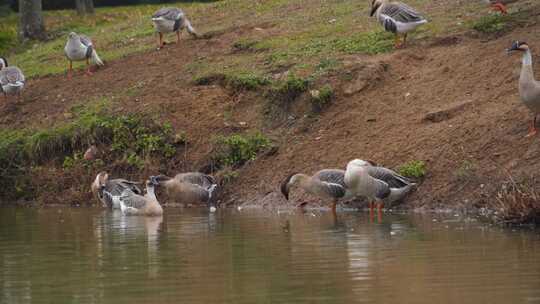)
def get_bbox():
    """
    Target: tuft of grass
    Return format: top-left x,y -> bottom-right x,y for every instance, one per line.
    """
471,14 -> 508,33
310,85 -> 334,112
267,74 -> 310,103
212,132 -> 271,168
333,31 -> 394,55
194,72 -> 270,91
495,178 -> 540,225
398,160 -> 426,179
